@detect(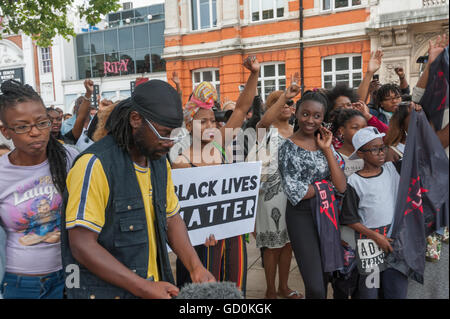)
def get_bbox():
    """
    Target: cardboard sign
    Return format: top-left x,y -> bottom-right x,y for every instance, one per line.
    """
171,161 -> 262,247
